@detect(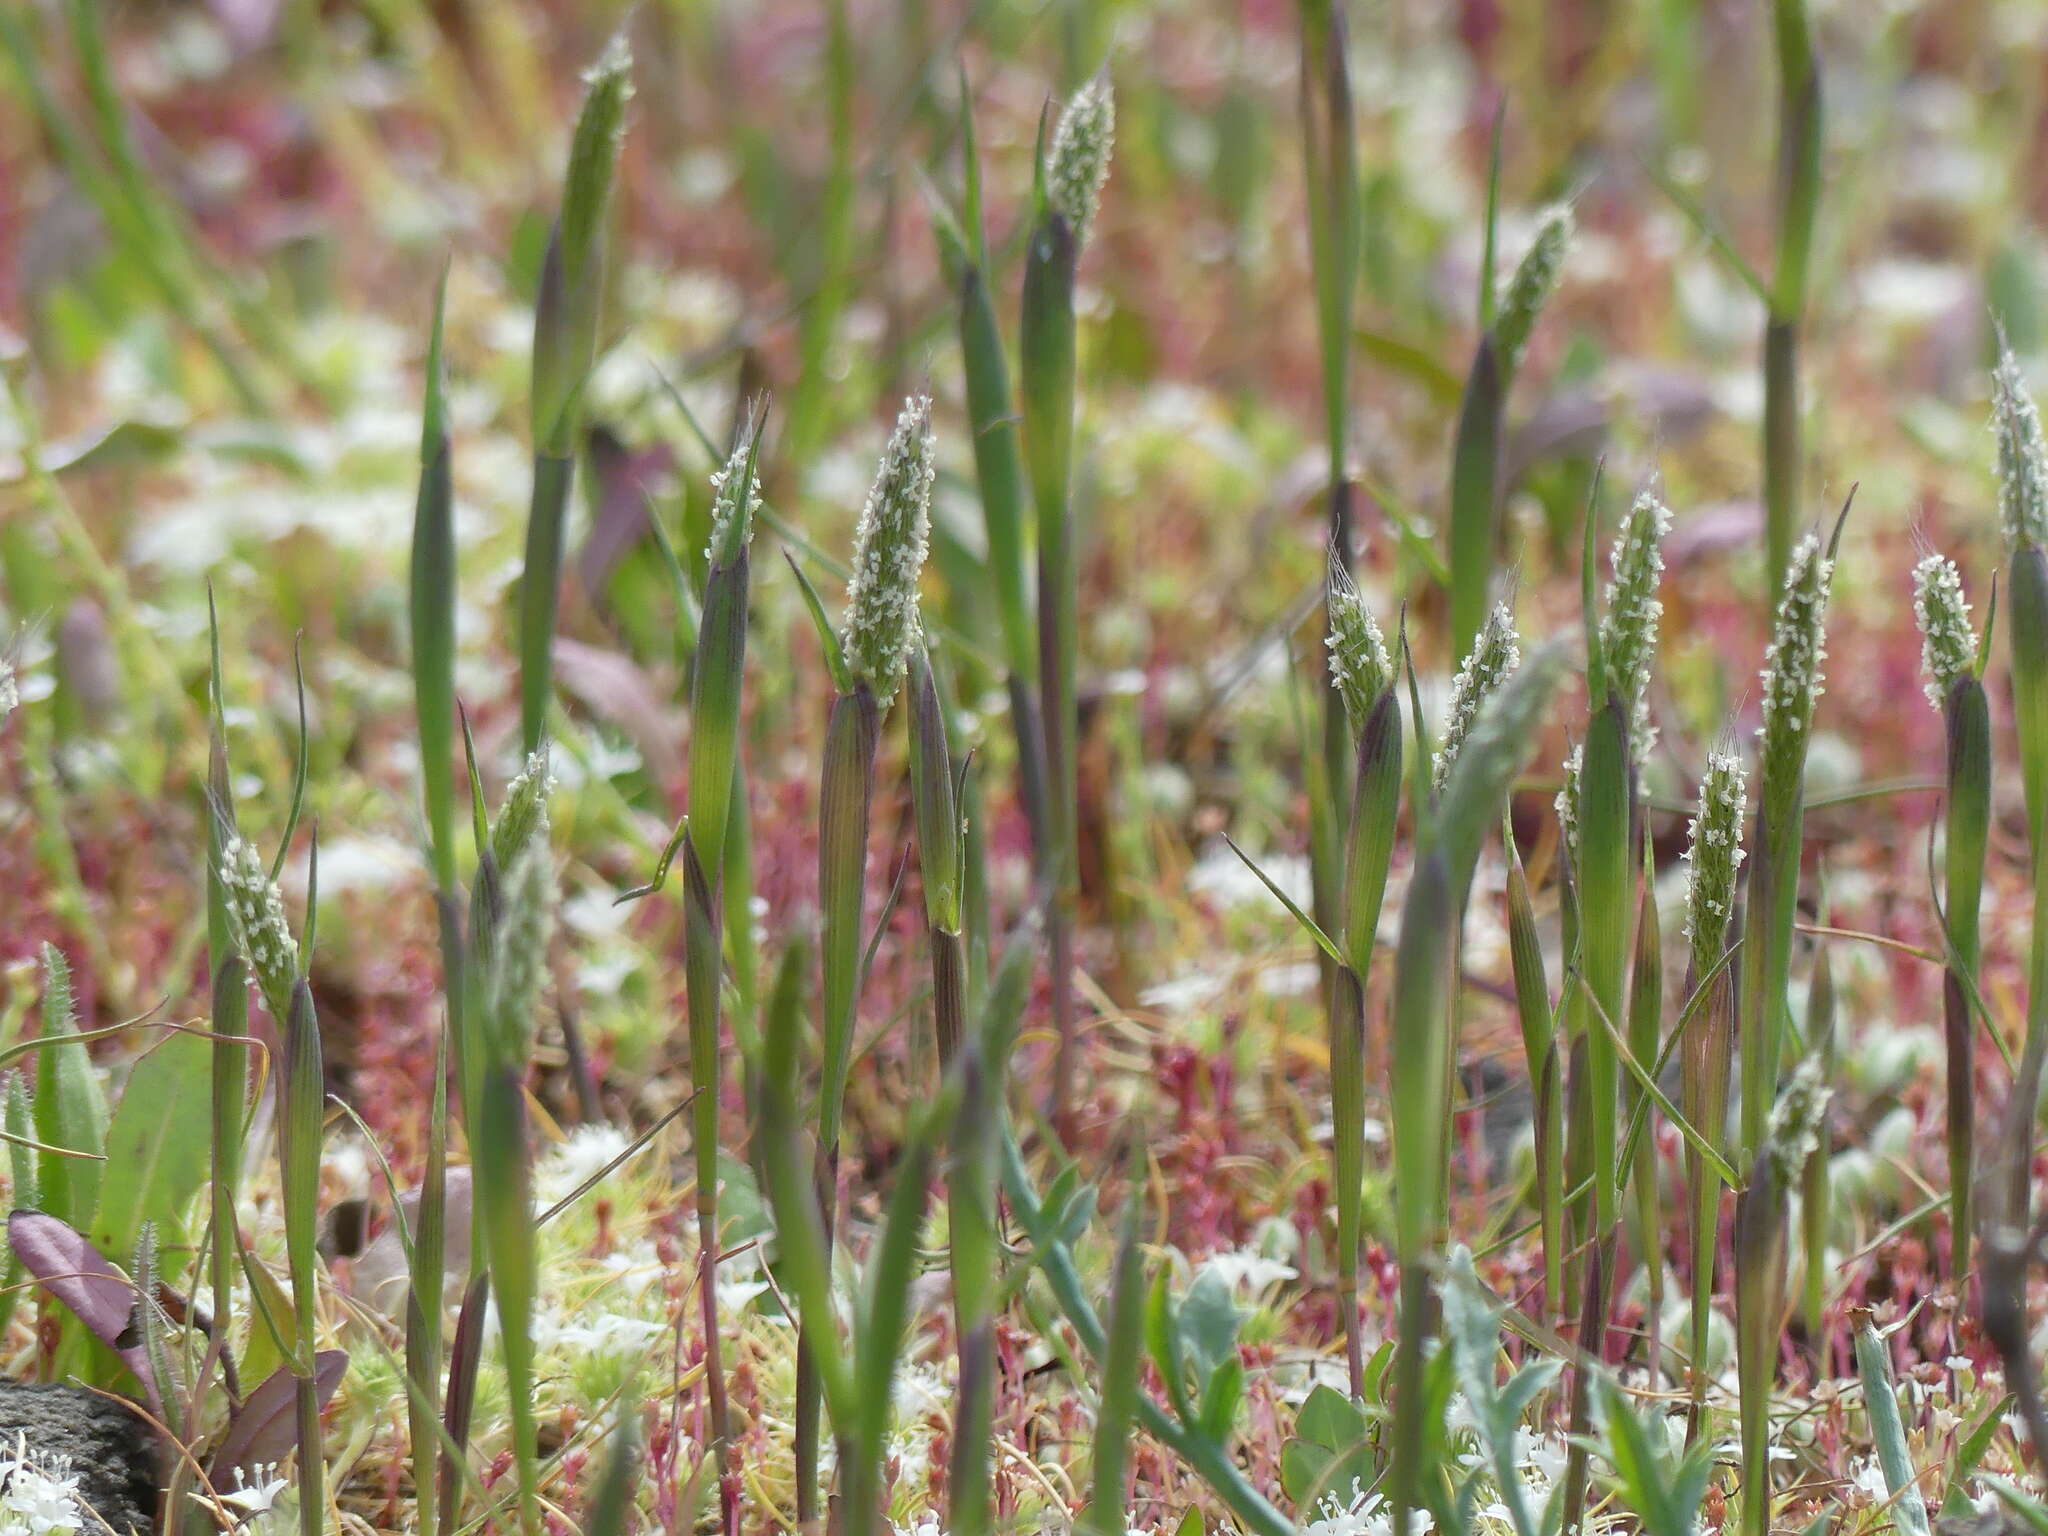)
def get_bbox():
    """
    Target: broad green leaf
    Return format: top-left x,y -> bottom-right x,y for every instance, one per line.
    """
91,1029 -> 212,1262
